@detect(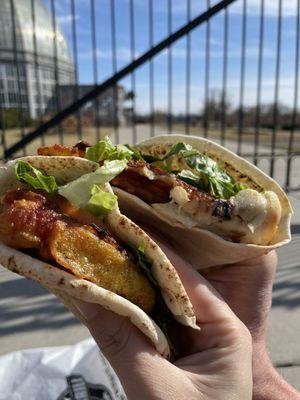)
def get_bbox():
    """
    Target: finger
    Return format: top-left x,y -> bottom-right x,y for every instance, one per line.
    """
200,250 -> 277,339
70,298 -> 175,396
135,223 -> 236,323
137,225 -> 249,353
154,239 -> 236,324
71,298 -> 156,359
